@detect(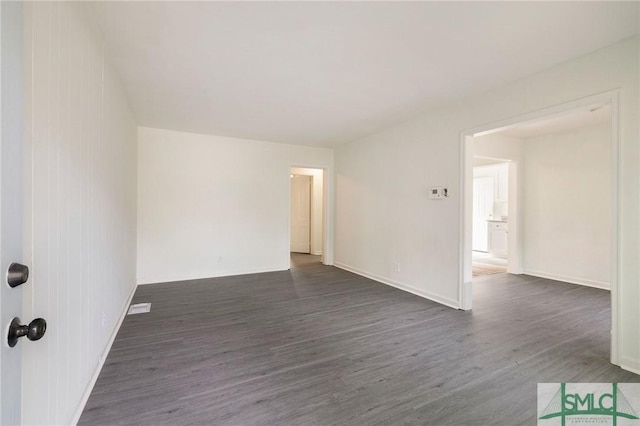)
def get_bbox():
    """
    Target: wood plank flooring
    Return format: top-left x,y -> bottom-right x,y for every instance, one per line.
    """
80,255 -> 639,425
472,252 -> 507,277
472,262 -> 507,277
